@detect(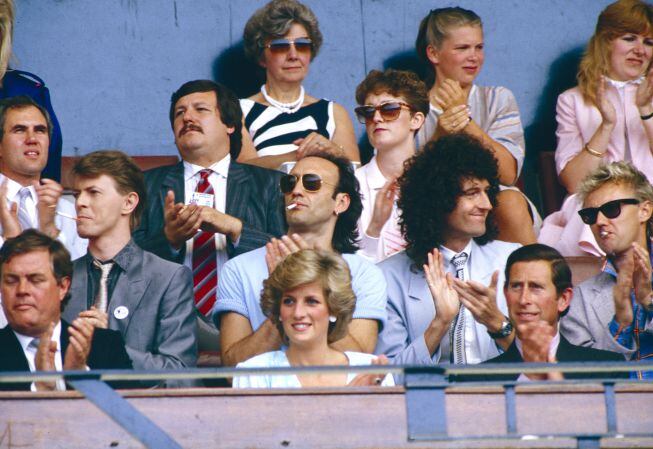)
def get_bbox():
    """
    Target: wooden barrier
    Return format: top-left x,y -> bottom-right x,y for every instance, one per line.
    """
1,384 -> 652,448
